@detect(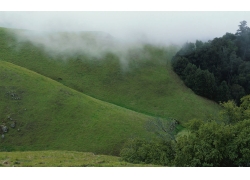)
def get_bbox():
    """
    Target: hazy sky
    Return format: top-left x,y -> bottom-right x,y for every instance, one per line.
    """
1,11 -> 250,45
